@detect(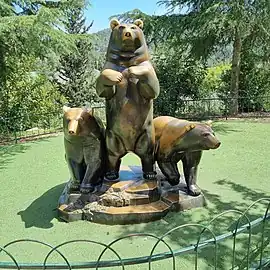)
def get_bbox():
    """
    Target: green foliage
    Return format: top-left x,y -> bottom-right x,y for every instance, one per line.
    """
158,0 -> 270,114
0,55 -> 65,132
92,28 -> 110,70
153,45 -> 206,116
54,3 -> 102,107
0,0 -> 91,133
238,43 -> 270,112
200,63 -> 231,98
